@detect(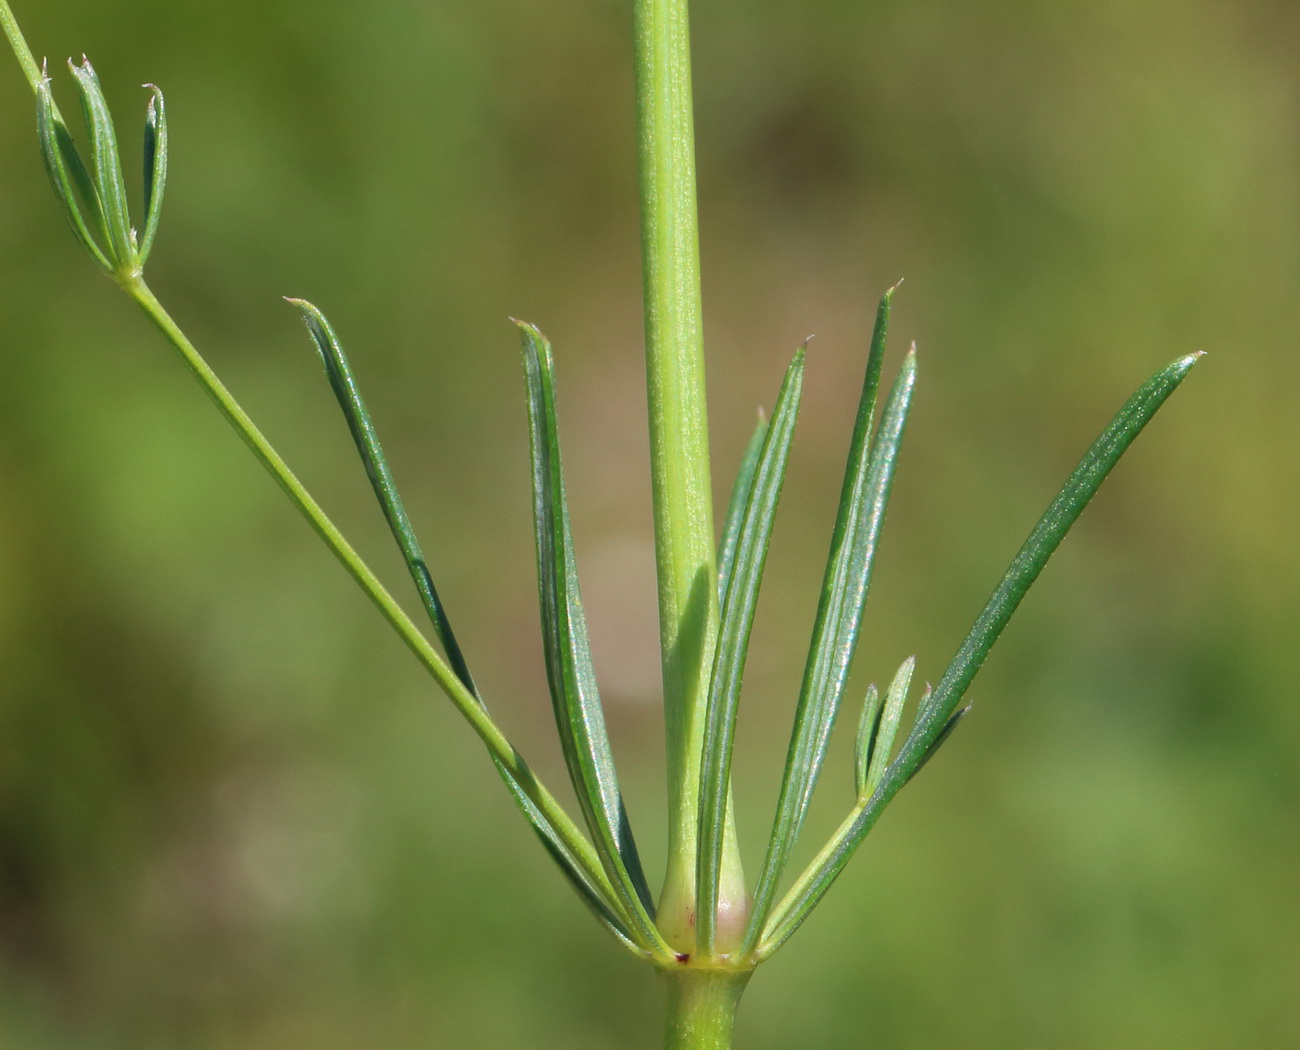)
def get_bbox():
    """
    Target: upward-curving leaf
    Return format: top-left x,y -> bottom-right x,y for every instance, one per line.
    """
889,353 -> 1204,789
744,297 -> 913,954
519,321 -> 665,951
68,58 -> 134,270
696,346 -> 805,956
138,84 -> 167,265
861,655 -> 915,800
756,351 -> 1203,959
